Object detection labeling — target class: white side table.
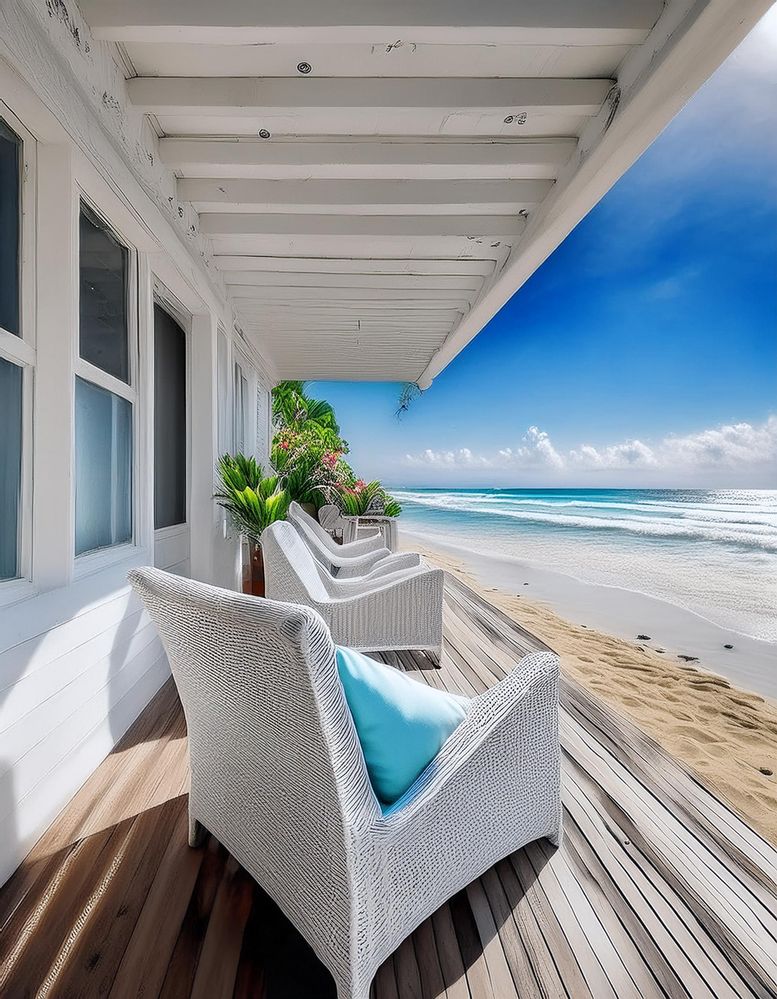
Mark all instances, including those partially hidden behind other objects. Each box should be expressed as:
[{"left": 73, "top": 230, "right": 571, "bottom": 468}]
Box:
[{"left": 342, "top": 515, "right": 398, "bottom": 552}]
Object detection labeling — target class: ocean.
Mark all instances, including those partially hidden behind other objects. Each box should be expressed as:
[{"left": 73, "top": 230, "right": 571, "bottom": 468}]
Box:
[{"left": 393, "top": 488, "right": 777, "bottom": 645}]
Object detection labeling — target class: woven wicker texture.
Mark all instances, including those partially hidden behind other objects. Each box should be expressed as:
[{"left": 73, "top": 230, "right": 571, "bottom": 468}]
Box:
[
  {"left": 289, "top": 501, "right": 384, "bottom": 557},
  {"left": 128, "top": 566, "right": 562, "bottom": 999},
  {"left": 263, "top": 521, "right": 442, "bottom": 652},
  {"left": 289, "top": 501, "right": 404, "bottom": 580}
]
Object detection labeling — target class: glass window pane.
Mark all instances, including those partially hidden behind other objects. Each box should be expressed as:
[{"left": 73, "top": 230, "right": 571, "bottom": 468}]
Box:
[
  {"left": 75, "top": 377, "right": 132, "bottom": 556},
  {"left": 0, "top": 356, "right": 22, "bottom": 579},
  {"left": 0, "top": 117, "right": 21, "bottom": 337},
  {"left": 79, "top": 203, "right": 129, "bottom": 382},
  {"left": 154, "top": 304, "right": 186, "bottom": 529}
]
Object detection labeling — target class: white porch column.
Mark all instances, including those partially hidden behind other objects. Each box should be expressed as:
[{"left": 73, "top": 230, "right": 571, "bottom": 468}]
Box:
[
  {"left": 189, "top": 311, "right": 217, "bottom": 584},
  {"left": 189, "top": 312, "right": 240, "bottom": 588},
  {"left": 32, "top": 144, "right": 77, "bottom": 590}
]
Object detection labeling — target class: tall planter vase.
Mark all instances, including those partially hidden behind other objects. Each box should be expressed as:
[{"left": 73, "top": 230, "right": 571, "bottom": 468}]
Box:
[{"left": 242, "top": 539, "right": 265, "bottom": 597}]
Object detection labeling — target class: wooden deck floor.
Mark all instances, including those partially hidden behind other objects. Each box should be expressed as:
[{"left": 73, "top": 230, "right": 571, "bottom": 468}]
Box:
[{"left": 1, "top": 576, "right": 775, "bottom": 998}]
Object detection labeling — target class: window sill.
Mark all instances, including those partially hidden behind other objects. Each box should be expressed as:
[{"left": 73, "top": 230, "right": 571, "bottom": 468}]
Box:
[
  {"left": 73, "top": 542, "right": 142, "bottom": 582},
  {"left": 154, "top": 522, "right": 189, "bottom": 541},
  {"left": 0, "top": 577, "right": 38, "bottom": 608}
]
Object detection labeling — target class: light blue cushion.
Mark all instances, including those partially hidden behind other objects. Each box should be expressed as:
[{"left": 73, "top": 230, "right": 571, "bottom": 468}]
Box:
[{"left": 335, "top": 645, "right": 468, "bottom": 808}]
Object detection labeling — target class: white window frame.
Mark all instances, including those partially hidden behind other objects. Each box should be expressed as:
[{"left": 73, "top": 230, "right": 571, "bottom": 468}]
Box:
[
  {"left": 232, "top": 350, "right": 250, "bottom": 455},
  {"left": 216, "top": 328, "right": 231, "bottom": 457},
  {"left": 0, "top": 102, "right": 36, "bottom": 606},
  {"left": 72, "top": 194, "right": 139, "bottom": 578}
]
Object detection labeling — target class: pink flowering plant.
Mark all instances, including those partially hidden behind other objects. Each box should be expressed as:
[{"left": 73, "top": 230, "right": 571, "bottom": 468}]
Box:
[
  {"left": 268, "top": 381, "right": 401, "bottom": 516},
  {"left": 337, "top": 480, "right": 402, "bottom": 518}
]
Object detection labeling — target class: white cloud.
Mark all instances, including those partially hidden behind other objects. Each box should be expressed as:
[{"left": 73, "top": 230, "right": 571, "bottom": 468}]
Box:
[
  {"left": 403, "top": 417, "right": 777, "bottom": 480},
  {"left": 404, "top": 447, "right": 491, "bottom": 468},
  {"left": 661, "top": 415, "right": 777, "bottom": 468},
  {"left": 497, "top": 426, "right": 564, "bottom": 469},
  {"left": 569, "top": 439, "right": 658, "bottom": 469}
]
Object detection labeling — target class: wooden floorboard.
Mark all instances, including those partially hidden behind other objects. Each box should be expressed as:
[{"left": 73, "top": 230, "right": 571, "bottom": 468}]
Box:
[{"left": 1, "top": 575, "right": 775, "bottom": 998}]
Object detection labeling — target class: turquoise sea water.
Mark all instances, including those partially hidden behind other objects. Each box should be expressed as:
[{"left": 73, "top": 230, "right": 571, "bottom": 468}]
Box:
[{"left": 393, "top": 488, "right": 777, "bottom": 643}]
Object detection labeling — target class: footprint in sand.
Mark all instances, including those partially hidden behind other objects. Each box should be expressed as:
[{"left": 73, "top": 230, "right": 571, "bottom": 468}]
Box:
[
  {"left": 731, "top": 695, "right": 764, "bottom": 707},
  {"left": 689, "top": 675, "right": 731, "bottom": 689},
  {"left": 720, "top": 710, "right": 760, "bottom": 730}
]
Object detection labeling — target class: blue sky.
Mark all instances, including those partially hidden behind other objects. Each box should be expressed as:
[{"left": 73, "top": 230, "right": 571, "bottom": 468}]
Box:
[{"left": 310, "top": 12, "right": 777, "bottom": 489}]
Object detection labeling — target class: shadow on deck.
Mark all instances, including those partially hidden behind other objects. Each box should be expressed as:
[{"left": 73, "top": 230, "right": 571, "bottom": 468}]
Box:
[{"left": 1, "top": 576, "right": 775, "bottom": 998}]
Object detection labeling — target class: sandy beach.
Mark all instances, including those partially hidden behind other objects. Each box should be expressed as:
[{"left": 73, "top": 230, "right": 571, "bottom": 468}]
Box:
[{"left": 406, "top": 535, "right": 777, "bottom": 845}]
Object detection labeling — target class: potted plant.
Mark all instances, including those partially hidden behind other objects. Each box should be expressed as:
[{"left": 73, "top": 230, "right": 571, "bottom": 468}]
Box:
[
  {"left": 215, "top": 453, "right": 289, "bottom": 596},
  {"left": 338, "top": 480, "right": 402, "bottom": 518}
]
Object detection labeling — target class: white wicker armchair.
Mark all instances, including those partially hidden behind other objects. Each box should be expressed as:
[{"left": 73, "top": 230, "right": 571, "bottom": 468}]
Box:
[
  {"left": 128, "top": 567, "right": 562, "bottom": 999},
  {"left": 289, "top": 501, "right": 420, "bottom": 579},
  {"left": 264, "top": 521, "right": 443, "bottom": 654},
  {"left": 290, "top": 501, "right": 383, "bottom": 554}
]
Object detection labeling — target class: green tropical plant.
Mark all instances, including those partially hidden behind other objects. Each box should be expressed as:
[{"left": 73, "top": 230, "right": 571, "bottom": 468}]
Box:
[
  {"left": 281, "top": 459, "right": 324, "bottom": 507},
  {"left": 216, "top": 452, "right": 264, "bottom": 492},
  {"left": 338, "top": 480, "right": 382, "bottom": 516},
  {"left": 269, "top": 380, "right": 401, "bottom": 521},
  {"left": 338, "top": 480, "right": 402, "bottom": 518},
  {"left": 383, "top": 496, "right": 402, "bottom": 518},
  {"left": 215, "top": 453, "right": 289, "bottom": 542},
  {"left": 272, "top": 380, "right": 340, "bottom": 436}
]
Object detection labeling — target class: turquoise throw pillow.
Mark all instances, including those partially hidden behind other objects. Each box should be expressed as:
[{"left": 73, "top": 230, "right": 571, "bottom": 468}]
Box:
[{"left": 335, "top": 645, "right": 468, "bottom": 808}]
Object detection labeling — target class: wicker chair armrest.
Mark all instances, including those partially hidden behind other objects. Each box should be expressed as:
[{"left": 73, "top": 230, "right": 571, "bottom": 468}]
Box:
[
  {"left": 328, "top": 554, "right": 422, "bottom": 591},
  {"left": 324, "top": 545, "right": 393, "bottom": 572},
  {"left": 378, "top": 653, "right": 560, "bottom": 824},
  {"left": 341, "top": 528, "right": 386, "bottom": 556},
  {"left": 370, "top": 552, "right": 421, "bottom": 574},
  {"left": 326, "top": 563, "right": 435, "bottom": 598}
]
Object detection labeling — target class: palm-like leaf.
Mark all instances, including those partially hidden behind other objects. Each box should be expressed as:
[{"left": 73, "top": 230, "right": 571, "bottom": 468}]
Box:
[
  {"left": 272, "top": 380, "right": 340, "bottom": 435},
  {"left": 215, "top": 454, "right": 289, "bottom": 541}
]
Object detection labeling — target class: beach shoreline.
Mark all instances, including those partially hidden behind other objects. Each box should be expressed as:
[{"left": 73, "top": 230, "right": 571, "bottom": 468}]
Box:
[
  {"left": 403, "top": 530, "right": 777, "bottom": 845},
  {"left": 404, "top": 528, "right": 777, "bottom": 700}
]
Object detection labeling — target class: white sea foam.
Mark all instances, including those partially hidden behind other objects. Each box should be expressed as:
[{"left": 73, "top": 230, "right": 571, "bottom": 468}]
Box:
[
  {"left": 395, "top": 488, "right": 777, "bottom": 643},
  {"left": 392, "top": 490, "right": 777, "bottom": 551}
]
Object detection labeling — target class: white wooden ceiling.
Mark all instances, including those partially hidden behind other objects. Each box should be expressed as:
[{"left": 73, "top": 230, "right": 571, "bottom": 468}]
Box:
[{"left": 79, "top": 0, "right": 772, "bottom": 386}]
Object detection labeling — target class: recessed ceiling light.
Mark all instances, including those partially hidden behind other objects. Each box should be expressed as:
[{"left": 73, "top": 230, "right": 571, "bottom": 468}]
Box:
[
  {"left": 297, "top": 61, "right": 312, "bottom": 75},
  {"left": 258, "top": 128, "right": 271, "bottom": 139}
]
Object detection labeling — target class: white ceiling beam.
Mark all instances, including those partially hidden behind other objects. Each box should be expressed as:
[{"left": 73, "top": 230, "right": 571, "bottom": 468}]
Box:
[
  {"left": 239, "top": 305, "right": 468, "bottom": 316},
  {"left": 81, "top": 0, "right": 662, "bottom": 45},
  {"left": 212, "top": 256, "right": 496, "bottom": 276},
  {"left": 179, "top": 178, "right": 553, "bottom": 214},
  {"left": 129, "top": 78, "right": 611, "bottom": 116},
  {"left": 251, "top": 323, "right": 454, "bottom": 332},
  {"left": 200, "top": 213, "right": 526, "bottom": 238},
  {"left": 160, "top": 139, "right": 576, "bottom": 180},
  {"left": 209, "top": 235, "right": 512, "bottom": 260},
  {"left": 254, "top": 335, "right": 452, "bottom": 344},
  {"left": 262, "top": 342, "right": 448, "bottom": 354},
  {"left": 227, "top": 285, "right": 472, "bottom": 302},
  {"left": 237, "top": 306, "right": 463, "bottom": 319},
  {"left": 221, "top": 272, "right": 482, "bottom": 290}
]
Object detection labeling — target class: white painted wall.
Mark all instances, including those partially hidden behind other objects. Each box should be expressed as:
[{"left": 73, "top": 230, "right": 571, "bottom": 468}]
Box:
[{"left": 0, "top": 6, "right": 275, "bottom": 887}]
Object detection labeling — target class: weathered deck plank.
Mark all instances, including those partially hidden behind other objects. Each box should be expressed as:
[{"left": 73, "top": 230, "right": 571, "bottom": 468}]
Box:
[{"left": 1, "top": 575, "right": 774, "bottom": 998}]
